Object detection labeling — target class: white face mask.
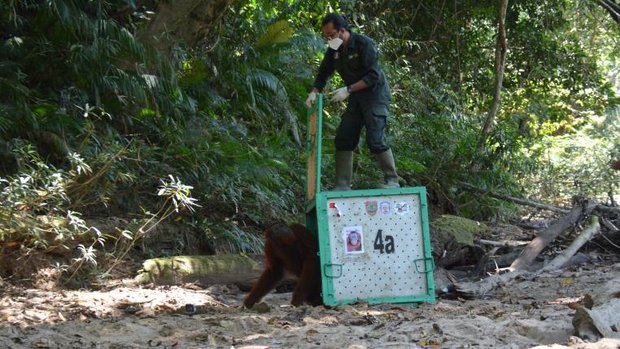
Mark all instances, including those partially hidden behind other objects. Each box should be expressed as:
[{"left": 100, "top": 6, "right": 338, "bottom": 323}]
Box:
[{"left": 328, "top": 37, "right": 343, "bottom": 50}]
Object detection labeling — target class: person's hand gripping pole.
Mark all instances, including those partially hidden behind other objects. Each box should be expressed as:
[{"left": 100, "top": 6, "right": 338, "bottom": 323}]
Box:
[{"left": 305, "top": 91, "right": 317, "bottom": 108}]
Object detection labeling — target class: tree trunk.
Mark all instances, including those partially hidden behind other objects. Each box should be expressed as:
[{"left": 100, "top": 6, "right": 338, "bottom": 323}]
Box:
[
  {"left": 140, "top": 0, "right": 234, "bottom": 53},
  {"left": 475, "top": 0, "right": 509, "bottom": 157}
]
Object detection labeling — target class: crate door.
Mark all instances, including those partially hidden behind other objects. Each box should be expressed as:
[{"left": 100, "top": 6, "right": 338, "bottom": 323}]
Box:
[{"left": 318, "top": 190, "right": 435, "bottom": 305}]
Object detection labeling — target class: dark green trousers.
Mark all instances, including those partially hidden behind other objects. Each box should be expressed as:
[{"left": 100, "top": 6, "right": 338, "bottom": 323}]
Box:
[{"left": 335, "top": 98, "right": 390, "bottom": 154}]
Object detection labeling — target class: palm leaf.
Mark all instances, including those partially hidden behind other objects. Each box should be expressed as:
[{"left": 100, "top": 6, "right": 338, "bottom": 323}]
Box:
[{"left": 255, "top": 20, "right": 294, "bottom": 49}]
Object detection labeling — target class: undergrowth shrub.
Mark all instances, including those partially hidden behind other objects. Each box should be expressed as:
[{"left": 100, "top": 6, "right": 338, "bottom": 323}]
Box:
[
  {"left": 0, "top": 145, "right": 198, "bottom": 287},
  {"left": 0, "top": 144, "right": 102, "bottom": 283}
]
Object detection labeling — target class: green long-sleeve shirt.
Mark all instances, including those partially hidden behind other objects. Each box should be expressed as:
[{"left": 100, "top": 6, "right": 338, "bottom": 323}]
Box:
[{"left": 312, "top": 32, "right": 391, "bottom": 105}]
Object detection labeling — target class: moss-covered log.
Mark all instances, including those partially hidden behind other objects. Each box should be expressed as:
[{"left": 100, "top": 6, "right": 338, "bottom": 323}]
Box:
[
  {"left": 430, "top": 214, "right": 490, "bottom": 267},
  {"left": 135, "top": 254, "right": 266, "bottom": 288}
]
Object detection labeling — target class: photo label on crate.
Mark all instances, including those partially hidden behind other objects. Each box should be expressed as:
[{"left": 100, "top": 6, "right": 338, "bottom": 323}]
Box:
[{"left": 342, "top": 225, "right": 364, "bottom": 254}]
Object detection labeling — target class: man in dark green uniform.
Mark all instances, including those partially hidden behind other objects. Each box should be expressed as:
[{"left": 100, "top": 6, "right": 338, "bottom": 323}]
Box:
[{"left": 306, "top": 13, "right": 399, "bottom": 190}]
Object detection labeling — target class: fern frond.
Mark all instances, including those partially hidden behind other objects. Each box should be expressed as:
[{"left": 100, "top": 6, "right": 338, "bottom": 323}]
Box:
[
  {"left": 247, "top": 69, "right": 287, "bottom": 99},
  {"left": 0, "top": 108, "right": 12, "bottom": 134}
]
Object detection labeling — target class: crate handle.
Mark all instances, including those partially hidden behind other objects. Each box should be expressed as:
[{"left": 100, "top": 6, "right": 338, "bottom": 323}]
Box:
[
  {"left": 413, "top": 257, "right": 435, "bottom": 273},
  {"left": 323, "top": 263, "right": 343, "bottom": 278}
]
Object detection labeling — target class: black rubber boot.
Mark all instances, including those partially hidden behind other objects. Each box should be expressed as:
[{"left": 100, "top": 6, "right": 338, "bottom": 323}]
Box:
[
  {"left": 334, "top": 151, "right": 353, "bottom": 190},
  {"left": 374, "top": 149, "right": 400, "bottom": 188}
]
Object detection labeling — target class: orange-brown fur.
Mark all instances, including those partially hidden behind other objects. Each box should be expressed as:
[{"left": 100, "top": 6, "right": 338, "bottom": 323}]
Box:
[{"left": 243, "top": 223, "right": 322, "bottom": 308}]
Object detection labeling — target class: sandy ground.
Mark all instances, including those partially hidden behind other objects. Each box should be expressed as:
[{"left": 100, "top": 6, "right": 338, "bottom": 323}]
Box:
[{"left": 1, "top": 260, "right": 619, "bottom": 349}]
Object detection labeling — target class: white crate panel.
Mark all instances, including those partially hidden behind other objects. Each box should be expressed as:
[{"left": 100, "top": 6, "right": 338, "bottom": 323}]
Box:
[{"left": 325, "top": 194, "right": 429, "bottom": 301}]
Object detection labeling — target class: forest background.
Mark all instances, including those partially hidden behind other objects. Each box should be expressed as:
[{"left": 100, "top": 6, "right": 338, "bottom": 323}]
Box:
[{"left": 0, "top": 0, "right": 619, "bottom": 286}]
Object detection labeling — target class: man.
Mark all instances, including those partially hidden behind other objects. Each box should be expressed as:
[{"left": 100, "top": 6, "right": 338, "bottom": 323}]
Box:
[{"left": 306, "top": 13, "right": 399, "bottom": 190}]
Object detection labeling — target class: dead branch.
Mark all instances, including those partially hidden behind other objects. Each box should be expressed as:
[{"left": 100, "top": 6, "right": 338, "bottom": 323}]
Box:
[
  {"left": 594, "top": 204, "right": 620, "bottom": 215},
  {"left": 510, "top": 202, "right": 596, "bottom": 271},
  {"left": 473, "top": 239, "right": 526, "bottom": 276},
  {"left": 456, "top": 202, "right": 597, "bottom": 298},
  {"left": 474, "top": 250, "right": 522, "bottom": 277},
  {"left": 454, "top": 270, "right": 525, "bottom": 299},
  {"left": 511, "top": 204, "right": 590, "bottom": 269},
  {"left": 477, "top": 239, "right": 528, "bottom": 247},
  {"left": 473, "top": 246, "right": 500, "bottom": 276},
  {"left": 541, "top": 216, "right": 600, "bottom": 272},
  {"left": 600, "top": 217, "right": 618, "bottom": 233},
  {"left": 597, "top": 0, "right": 620, "bottom": 25},
  {"left": 458, "top": 182, "right": 570, "bottom": 214},
  {"left": 596, "top": 230, "right": 620, "bottom": 250}
]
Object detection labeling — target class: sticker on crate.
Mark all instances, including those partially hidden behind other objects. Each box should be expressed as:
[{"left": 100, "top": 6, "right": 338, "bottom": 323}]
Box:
[{"left": 379, "top": 201, "right": 391, "bottom": 216}]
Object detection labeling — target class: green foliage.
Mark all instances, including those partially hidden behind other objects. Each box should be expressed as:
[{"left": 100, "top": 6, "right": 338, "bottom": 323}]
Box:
[
  {"left": 0, "top": 0, "right": 189, "bottom": 161},
  {"left": 0, "top": 145, "right": 103, "bottom": 281},
  {"left": 1, "top": 0, "right": 619, "bottom": 272},
  {"left": 328, "top": 0, "right": 618, "bottom": 219},
  {"left": 200, "top": 220, "right": 265, "bottom": 254},
  {"left": 255, "top": 20, "right": 295, "bottom": 48},
  {"left": 104, "top": 174, "right": 200, "bottom": 276},
  {"left": 521, "top": 107, "right": 620, "bottom": 204},
  {"left": 0, "top": 144, "right": 198, "bottom": 286},
  {"left": 165, "top": 4, "right": 326, "bottom": 251}
]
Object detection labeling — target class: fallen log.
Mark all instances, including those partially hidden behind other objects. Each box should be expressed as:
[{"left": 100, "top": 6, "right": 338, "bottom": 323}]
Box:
[
  {"left": 134, "top": 254, "right": 303, "bottom": 291},
  {"left": 458, "top": 182, "right": 570, "bottom": 214},
  {"left": 472, "top": 246, "right": 499, "bottom": 277},
  {"left": 437, "top": 247, "right": 472, "bottom": 268},
  {"left": 510, "top": 202, "right": 596, "bottom": 271},
  {"left": 455, "top": 202, "right": 596, "bottom": 297},
  {"left": 431, "top": 215, "right": 489, "bottom": 268},
  {"left": 135, "top": 254, "right": 266, "bottom": 289},
  {"left": 541, "top": 216, "right": 600, "bottom": 272}
]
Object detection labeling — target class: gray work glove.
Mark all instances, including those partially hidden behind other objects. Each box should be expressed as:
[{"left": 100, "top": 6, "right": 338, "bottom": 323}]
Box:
[
  {"left": 305, "top": 92, "right": 317, "bottom": 108},
  {"left": 330, "top": 86, "right": 350, "bottom": 102}
]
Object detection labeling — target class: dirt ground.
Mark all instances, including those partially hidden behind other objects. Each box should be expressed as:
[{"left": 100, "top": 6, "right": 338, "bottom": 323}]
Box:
[{"left": 1, "top": 258, "right": 619, "bottom": 349}]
